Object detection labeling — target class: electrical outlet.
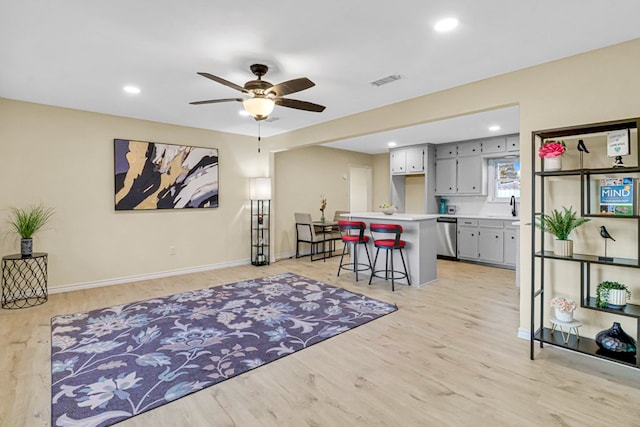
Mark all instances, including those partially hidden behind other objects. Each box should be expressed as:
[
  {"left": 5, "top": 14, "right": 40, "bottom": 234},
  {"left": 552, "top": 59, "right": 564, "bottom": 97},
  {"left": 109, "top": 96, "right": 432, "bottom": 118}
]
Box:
[{"left": 169, "top": 246, "right": 176, "bottom": 255}]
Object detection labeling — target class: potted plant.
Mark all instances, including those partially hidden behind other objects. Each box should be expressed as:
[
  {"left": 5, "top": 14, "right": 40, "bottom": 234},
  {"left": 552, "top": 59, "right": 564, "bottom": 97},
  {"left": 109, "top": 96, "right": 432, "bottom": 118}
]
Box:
[
  {"left": 6, "top": 204, "right": 54, "bottom": 256},
  {"left": 533, "top": 206, "right": 590, "bottom": 257},
  {"left": 596, "top": 281, "right": 631, "bottom": 309},
  {"left": 539, "top": 140, "right": 566, "bottom": 171},
  {"left": 550, "top": 297, "right": 577, "bottom": 322}
]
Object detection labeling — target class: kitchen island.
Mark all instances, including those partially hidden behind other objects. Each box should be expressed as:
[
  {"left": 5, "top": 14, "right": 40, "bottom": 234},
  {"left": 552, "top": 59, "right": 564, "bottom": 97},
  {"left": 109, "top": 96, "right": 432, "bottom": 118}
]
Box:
[{"left": 346, "top": 213, "right": 439, "bottom": 288}]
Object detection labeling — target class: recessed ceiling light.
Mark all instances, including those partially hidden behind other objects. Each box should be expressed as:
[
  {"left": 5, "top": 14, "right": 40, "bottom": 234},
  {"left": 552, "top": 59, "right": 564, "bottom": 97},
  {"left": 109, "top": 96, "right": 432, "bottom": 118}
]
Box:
[
  {"left": 388, "top": 142, "right": 397, "bottom": 147},
  {"left": 123, "top": 85, "right": 141, "bottom": 94},
  {"left": 489, "top": 125, "right": 501, "bottom": 131},
  {"left": 434, "top": 18, "right": 459, "bottom": 32}
]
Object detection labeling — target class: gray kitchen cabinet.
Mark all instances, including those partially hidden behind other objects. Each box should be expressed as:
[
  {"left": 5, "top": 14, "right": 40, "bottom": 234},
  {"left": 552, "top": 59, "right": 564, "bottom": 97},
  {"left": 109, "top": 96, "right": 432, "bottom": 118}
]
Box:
[
  {"left": 390, "top": 149, "right": 407, "bottom": 174},
  {"left": 405, "top": 147, "right": 425, "bottom": 173},
  {"left": 435, "top": 143, "right": 456, "bottom": 159},
  {"left": 457, "top": 227, "right": 479, "bottom": 260},
  {"left": 457, "top": 140, "right": 482, "bottom": 157},
  {"left": 479, "top": 229, "right": 504, "bottom": 263},
  {"left": 456, "top": 156, "right": 484, "bottom": 194},
  {"left": 504, "top": 227, "right": 518, "bottom": 266},
  {"left": 481, "top": 136, "right": 506, "bottom": 154},
  {"left": 391, "top": 146, "right": 424, "bottom": 175},
  {"left": 506, "top": 134, "right": 520, "bottom": 152},
  {"left": 434, "top": 158, "right": 456, "bottom": 194}
]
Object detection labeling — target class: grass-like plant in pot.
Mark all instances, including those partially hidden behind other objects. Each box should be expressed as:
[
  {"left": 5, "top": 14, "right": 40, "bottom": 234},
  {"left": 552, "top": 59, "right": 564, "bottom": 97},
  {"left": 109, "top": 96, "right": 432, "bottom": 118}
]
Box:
[
  {"left": 533, "top": 206, "right": 590, "bottom": 257},
  {"left": 6, "top": 204, "right": 54, "bottom": 256},
  {"left": 596, "top": 281, "right": 631, "bottom": 309}
]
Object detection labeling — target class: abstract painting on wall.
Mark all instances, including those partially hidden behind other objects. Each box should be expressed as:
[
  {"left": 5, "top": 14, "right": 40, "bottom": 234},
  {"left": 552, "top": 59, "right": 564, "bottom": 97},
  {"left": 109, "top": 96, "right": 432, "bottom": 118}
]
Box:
[{"left": 114, "top": 139, "right": 219, "bottom": 210}]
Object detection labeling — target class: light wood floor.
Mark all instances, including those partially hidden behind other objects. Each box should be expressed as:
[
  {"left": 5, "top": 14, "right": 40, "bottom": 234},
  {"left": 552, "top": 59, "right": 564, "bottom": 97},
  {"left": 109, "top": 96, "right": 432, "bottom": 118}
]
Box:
[{"left": 2, "top": 257, "right": 640, "bottom": 426}]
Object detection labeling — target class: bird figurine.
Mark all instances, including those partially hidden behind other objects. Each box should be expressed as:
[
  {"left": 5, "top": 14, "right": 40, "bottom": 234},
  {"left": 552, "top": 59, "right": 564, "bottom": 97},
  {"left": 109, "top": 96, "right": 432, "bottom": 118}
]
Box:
[
  {"left": 599, "top": 225, "right": 615, "bottom": 261},
  {"left": 600, "top": 225, "right": 615, "bottom": 241},
  {"left": 577, "top": 139, "right": 589, "bottom": 153},
  {"left": 577, "top": 139, "right": 589, "bottom": 168}
]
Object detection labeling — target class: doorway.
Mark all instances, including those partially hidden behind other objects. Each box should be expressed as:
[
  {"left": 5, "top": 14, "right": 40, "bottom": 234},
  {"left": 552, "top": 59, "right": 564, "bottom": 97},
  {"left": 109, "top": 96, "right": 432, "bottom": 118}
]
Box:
[{"left": 349, "top": 165, "right": 372, "bottom": 212}]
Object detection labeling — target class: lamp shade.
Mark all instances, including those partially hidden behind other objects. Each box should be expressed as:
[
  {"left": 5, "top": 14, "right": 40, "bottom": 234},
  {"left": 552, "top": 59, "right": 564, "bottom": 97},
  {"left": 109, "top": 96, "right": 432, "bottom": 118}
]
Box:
[
  {"left": 250, "top": 177, "right": 272, "bottom": 200},
  {"left": 243, "top": 97, "right": 275, "bottom": 120}
]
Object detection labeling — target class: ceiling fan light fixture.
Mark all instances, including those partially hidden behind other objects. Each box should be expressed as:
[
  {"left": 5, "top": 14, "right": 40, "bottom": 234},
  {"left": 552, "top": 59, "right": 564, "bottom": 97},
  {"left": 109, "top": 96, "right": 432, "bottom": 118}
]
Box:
[{"left": 243, "top": 97, "right": 275, "bottom": 120}]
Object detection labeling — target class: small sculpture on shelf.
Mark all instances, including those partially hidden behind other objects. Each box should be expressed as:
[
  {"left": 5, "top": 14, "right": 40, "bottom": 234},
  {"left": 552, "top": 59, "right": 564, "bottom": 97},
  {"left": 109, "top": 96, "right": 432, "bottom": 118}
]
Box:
[
  {"left": 576, "top": 139, "right": 589, "bottom": 169},
  {"left": 612, "top": 156, "right": 625, "bottom": 168},
  {"left": 319, "top": 194, "right": 327, "bottom": 222},
  {"left": 595, "top": 322, "right": 636, "bottom": 356},
  {"left": 598, "top": 225, "right": 616, "bottom": 261}
]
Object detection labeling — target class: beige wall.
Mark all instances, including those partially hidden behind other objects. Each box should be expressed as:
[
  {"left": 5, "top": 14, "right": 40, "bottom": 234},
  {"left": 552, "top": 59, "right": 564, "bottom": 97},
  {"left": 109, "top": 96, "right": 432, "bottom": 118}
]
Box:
[
  {"left": 273, "top": 146, "right": 374, "bottom": 257},
  {"left": 0, "top": 99, "right": 268, "bottom": 289},
  {"left": 3, "top": 37, "right": 640, "bottom": 334}
]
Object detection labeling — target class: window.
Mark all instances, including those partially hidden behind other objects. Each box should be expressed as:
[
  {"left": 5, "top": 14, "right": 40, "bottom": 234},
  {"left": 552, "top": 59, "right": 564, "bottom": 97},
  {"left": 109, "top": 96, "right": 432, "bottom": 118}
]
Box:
[{"left": 489, "top": 158, "right": 520, "bottom": 201}]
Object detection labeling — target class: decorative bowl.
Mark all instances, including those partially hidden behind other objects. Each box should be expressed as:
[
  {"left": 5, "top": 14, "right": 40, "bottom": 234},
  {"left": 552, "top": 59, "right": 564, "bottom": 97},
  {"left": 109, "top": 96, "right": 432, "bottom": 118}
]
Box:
[{"left": 381, "top": 207, "right": 396, "bottom": 215}]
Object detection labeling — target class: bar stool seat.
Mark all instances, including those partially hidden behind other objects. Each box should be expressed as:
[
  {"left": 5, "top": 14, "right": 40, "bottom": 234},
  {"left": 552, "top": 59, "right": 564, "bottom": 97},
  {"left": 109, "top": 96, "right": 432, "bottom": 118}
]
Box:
[
  {"left": 368, "top": 223, "right": 410, "bottom": 291},
  {"left": 337, "top": 220, "right": 372, "bottom": 281}
]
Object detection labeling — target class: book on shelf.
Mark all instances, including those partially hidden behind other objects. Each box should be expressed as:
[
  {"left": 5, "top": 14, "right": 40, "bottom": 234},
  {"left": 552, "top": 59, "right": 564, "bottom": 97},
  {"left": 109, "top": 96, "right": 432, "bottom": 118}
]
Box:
[{"left": 599, "top": 177, "right": 636, "bottom": 216}]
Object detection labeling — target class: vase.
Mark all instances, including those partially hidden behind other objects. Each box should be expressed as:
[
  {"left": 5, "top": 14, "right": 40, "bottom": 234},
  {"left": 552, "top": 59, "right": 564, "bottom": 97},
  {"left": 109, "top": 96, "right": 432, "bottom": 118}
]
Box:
[
  {"left": 544, "top": 156, "right": 562, "bottom": 171},
  {"left": 553, "top": 239, "right": 573, "bottom": 257},
  {"left": 606, "top": 289, "right": 628, "bottom": 309},
  {"left": 21, "top": 238, "right": 33, "bottom": 257},
  {"left": 554, "top": 307, "right": 573, "bottom": 322},
  {"left": 595, "top": 322, "right": 637, "bottom": 355}
]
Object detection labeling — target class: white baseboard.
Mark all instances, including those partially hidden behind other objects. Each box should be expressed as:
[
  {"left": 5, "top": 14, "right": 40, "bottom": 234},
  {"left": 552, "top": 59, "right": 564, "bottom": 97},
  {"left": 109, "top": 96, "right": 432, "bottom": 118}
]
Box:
[
  {"left": 49, "top": 259, "right": 250, "bottom": 295},
  {"left": 517, "top": 327, "right": 530, "bottom": 340}
]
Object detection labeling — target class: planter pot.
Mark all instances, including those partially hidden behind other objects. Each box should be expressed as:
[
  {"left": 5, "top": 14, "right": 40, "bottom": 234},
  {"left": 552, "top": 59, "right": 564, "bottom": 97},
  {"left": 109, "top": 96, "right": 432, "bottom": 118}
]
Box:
[
  {"left": 554, "top": 307, "right": 573, "bottom": 322},
  {"left": 606, "top": 289, "right": 628, "bottom": 309},
  {"left": 21, "top": 238, "right": 33, "bottom": 257},
  {"left": 553, "top": 239, "right": 573, "bottom": 257},
  {"left": 544, "top": 156, "right": 562, "bottom": 171}
]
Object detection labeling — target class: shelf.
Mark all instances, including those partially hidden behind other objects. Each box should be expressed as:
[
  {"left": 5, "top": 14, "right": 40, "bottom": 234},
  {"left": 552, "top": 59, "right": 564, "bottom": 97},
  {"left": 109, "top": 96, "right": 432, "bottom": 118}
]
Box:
[
  {"left": 535, "top": 166, "right": 640, "bottom": 177},
  {"left": 534, "top": 327, "right": 637, "bottom": 367},
  {"left": 582, "top": 297, "right": 640, "bottom": 318},
  {"left": 584, "top": 214, "right": 640, "bottom": 219},
  {"left": 534, "top": 250, "right": 639, "bottom": 268}
]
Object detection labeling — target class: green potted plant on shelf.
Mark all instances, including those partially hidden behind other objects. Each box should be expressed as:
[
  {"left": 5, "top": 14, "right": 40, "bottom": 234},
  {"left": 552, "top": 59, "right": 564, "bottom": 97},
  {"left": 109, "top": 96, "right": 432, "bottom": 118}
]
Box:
[
  {"left": 596, "top": 281, "right": 631, "bottom": 309},
  {"left": 533, "top": 206, "right": 590, "bottom": 257},
  {"left": 5, "top": 204, "right": 54, "bottom": 257}
]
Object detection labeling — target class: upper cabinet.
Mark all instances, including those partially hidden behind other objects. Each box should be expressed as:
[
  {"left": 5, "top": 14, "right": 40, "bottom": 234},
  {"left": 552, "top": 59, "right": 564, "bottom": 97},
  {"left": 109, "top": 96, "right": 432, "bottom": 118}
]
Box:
[
  {"left": 506, "top": 135, "right": 520, "bottom": 152},
  {"left": 391, "top": 146, "right": 424, "bottom": 175},
  {"left": 481, "top": 137, "right": 506, "bottom": 155}
]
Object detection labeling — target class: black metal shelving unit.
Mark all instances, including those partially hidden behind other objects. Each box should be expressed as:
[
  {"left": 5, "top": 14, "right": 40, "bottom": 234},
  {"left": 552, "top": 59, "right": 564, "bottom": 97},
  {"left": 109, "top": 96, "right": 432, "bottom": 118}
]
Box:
[
  {"left": 251, "top": 200, "right": 270, "bottom": 266},
  {"left": 531, "top": 117, "right": 640, "bottom": 368}
]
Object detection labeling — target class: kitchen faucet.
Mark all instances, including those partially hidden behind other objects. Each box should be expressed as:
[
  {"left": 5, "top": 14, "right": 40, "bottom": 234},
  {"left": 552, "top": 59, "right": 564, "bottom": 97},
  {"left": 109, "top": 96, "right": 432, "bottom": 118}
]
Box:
[{"left": 510, "top": 195, "right": 517, "bottom": 217}]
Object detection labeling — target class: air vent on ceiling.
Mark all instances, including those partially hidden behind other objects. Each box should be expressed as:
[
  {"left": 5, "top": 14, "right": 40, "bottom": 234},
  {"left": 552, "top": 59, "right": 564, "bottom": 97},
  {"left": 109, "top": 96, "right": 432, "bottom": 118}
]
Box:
[{"left": 370, "top": 74, "right": 402, "bottom": 87}]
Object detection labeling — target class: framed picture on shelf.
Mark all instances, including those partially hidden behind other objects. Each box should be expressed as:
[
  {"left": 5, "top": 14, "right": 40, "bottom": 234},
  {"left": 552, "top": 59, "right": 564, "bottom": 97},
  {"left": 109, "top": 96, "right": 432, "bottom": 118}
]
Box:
[{"left": 607, "top": 129, "right": 631, "bottom": 157}]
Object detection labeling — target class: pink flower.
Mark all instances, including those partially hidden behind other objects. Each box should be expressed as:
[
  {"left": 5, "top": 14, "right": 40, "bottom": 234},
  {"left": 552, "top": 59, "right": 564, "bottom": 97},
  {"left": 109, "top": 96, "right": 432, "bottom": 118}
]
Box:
[
  {"left": 538, "top": 141, "right": 566, "bottom": 158},
  {"left": 550, "top": 297, "right": 576, "bottom": 313}
]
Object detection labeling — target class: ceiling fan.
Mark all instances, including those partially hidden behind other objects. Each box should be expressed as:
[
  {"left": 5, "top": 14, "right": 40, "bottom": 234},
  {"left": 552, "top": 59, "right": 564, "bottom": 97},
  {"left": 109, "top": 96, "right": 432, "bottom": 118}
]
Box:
[{"left": 190, "top": 64, "right": 326, "bottom": 121}]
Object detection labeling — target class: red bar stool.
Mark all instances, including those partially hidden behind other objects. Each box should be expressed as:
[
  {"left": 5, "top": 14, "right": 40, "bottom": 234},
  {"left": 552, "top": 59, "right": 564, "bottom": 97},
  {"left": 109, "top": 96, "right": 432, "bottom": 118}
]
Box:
[
  {"left": 337, "top": 221, "right": 372, "bottom": 281},
  {"left": 368, "top": 223, "right": 410, "bottom": 291}
]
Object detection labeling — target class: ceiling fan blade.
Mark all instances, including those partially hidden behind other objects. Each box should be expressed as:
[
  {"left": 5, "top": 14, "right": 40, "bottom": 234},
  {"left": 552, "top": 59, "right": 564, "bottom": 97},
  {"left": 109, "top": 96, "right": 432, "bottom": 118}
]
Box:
[
  {"left": 269, "top": 78, "right": 315, "bottom": 97},
  {"left": 189, "top": 98, "right": 243, "bottom": 105},
  {"left": 275, "top": 98, "right": 326, "bottom": 112},
  {"left": 197, "top": 72, "right": 248, "bottom": 93}
]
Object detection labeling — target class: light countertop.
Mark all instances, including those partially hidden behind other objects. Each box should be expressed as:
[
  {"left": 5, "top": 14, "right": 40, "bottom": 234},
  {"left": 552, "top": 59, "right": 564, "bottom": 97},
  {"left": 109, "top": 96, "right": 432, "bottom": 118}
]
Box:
[{"left": 346, "top": 212, "right": 439, "bottom": 221}]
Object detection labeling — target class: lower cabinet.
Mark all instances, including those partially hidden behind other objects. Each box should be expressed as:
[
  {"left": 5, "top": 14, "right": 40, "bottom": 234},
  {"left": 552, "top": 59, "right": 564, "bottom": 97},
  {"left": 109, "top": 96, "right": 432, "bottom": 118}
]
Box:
[
  {"left": 458, "top": 218, "right": 516, "bottom": 268},
  {"left": 503, "top": 227, "right": 518, "bottom": 266},
  {"left": 457, "top": 226, "right": 479, "bottom": 260}
]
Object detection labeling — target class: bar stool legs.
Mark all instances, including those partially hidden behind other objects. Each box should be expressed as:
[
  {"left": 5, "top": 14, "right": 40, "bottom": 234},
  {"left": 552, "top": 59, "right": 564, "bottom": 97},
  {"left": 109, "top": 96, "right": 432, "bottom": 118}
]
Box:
[
  {"left": 368, "top": 223, "right": 411, "bottom": 291},
  {"left": 336, "top": 221, "right": 372, "bottom": 281},
  {"left": 337, "top": 239, "right": 372, "bottom": 281}
]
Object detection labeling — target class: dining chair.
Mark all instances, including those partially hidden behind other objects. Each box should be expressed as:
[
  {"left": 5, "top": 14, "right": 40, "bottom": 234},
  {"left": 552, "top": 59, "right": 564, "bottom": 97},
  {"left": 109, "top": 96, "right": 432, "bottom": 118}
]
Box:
[{"left": 294, "top": 212, "right": 341, "bottom": 261}]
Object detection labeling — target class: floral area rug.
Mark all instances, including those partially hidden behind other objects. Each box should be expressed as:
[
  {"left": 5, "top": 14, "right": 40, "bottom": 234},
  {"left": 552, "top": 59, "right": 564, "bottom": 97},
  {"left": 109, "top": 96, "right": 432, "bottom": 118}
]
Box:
[{"left": 51, "top": 272, "right": 397, "bottom": 426}]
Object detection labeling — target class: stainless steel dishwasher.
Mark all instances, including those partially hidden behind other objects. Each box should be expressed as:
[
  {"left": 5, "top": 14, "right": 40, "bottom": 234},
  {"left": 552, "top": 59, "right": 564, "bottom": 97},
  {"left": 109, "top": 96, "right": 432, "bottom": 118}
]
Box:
[{"left": 437, "top": 217, "right": 457, "bottom": 260}]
